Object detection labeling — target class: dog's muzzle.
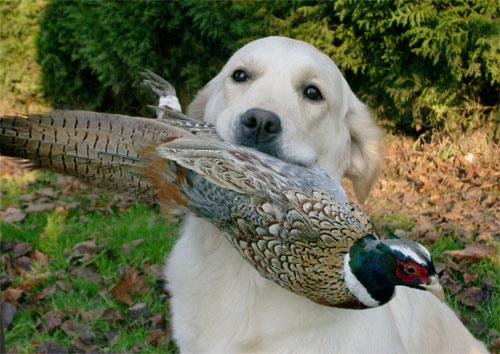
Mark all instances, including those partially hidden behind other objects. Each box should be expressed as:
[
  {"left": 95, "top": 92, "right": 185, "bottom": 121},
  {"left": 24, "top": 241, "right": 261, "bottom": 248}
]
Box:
[{"left": 235, "top": 108, "right": 282, "bottom": 157}]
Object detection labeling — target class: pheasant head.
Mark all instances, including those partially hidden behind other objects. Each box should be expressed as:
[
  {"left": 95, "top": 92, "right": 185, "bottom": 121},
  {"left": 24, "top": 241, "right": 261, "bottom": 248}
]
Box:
[{"left": 344, "top": 234, "right": 444, "bottom": 308}]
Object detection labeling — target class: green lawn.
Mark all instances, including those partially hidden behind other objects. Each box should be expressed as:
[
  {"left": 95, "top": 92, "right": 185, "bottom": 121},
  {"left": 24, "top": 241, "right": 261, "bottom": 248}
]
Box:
[
  {"left": 1, "top": 170, "right": 498, "bottom": 352},
  {"left": 1, "top": 171, "right": 179, "bottom": 353}
]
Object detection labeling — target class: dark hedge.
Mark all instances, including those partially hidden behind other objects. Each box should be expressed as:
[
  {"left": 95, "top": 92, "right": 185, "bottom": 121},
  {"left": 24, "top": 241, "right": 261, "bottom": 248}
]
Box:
[{"left": 34, "top": 1, "right": 499, "bottom": 133}]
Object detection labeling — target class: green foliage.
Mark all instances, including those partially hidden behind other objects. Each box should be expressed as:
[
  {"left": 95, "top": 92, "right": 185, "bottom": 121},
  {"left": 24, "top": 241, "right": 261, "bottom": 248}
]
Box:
[
  {"left": 27, "top": 1, "right": 500, "bottom": 131},
  {"left": 329, "top": 0, "right": 500, "bottom": 133},
  {"left": 0, "top": 0, "right": 48, "bottom": 114}
]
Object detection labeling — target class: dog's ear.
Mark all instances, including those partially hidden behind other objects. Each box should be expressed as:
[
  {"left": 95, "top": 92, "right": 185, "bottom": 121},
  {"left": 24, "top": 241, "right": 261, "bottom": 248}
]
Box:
[
  {"left": 345, "top": 103, "right": 384, "bottom": 204},
  {"left": 187, "top": 79, "right": 219, "bottom": 119}
]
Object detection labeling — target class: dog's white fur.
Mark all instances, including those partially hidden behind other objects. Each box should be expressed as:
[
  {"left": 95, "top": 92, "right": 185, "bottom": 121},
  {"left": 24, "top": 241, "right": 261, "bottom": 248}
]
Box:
[{"left": 165, "top": 37, "right": 486, "bottom": 353}]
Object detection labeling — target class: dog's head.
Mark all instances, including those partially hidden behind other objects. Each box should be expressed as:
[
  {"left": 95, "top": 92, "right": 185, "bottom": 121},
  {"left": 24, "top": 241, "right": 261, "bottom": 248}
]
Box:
[{"left": 188, "top": 36, "right": 383, "bottom": 203}]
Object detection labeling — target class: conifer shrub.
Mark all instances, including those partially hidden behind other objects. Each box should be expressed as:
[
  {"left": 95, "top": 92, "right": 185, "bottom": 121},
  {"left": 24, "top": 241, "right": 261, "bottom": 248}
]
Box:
[
  {"left": 0, "top": 0, "right": 48, "bottom": 114},
  {"left": 35, "top": 1, "right": 499, "bottom": 133}
]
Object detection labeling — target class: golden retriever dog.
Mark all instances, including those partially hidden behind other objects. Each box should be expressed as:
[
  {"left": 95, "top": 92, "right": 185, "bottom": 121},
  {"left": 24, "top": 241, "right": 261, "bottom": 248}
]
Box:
[{"left": 163, "top": 36, "right": 486, "bottom": 353}]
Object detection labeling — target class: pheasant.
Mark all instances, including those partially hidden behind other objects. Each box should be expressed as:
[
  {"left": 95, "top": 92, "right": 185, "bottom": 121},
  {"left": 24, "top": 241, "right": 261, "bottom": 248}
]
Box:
[{"left": 0, "top": 84, "right": 444, "bottom": 310}]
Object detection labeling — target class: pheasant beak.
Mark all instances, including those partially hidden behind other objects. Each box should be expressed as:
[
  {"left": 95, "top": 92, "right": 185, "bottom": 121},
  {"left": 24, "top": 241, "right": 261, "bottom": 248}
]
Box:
[{"left": 420, "top": 275, "right": 445, "bottom": 302}]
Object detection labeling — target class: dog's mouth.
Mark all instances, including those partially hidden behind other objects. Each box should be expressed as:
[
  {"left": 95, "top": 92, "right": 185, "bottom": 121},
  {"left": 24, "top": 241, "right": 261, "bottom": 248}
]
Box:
[
  {"left": 231, "top": 133, "right": 316, "bottom": 168},
  {"left": 229, "top": 108, "right": 317, "bottom": 167}
]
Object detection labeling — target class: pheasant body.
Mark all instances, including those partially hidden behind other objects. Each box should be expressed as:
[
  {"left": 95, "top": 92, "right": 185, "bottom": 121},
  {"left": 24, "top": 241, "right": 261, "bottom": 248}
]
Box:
[{"left": 0, "top": 75, "right": 444, "bottom": 309}]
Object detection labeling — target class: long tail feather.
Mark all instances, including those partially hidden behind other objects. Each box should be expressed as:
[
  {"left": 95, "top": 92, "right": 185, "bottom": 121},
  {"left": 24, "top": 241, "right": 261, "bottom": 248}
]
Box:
[{"left": 0, "top": 110, "right": 192, "bottom": 203}]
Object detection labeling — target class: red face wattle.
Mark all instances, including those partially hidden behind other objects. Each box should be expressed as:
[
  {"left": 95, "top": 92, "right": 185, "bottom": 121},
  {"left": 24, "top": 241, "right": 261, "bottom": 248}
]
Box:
[{"left": 395, "top": 258, "right": 428, "bottom": 284}]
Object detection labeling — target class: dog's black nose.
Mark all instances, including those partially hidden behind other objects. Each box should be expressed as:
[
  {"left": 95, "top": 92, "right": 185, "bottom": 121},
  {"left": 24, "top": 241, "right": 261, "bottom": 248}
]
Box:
[{"left": 239, "top": 108, "right": 282, "bottom": 143}]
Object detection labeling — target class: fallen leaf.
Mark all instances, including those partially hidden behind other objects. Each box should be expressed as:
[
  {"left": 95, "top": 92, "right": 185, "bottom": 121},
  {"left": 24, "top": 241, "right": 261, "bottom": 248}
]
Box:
[
  {"left": 145, "top": 264, "right": 163, "bottom": 279},
  {"left": 31, "top": 283, "right": 56, "bottom": 300},
  {"left": 423, "top": 230, "right": 439, "bottom": 243},
  {"left": 25, "top": 203, "right": 56, "bottom": 213},
  {"left": 2, "top": 302, "right": 16, "bottom": 326},
  {"left": 463, "top": 271, "right": 478, "bottom": 285},
  {"left": 22, "top": 272, "right": 50, "bottom": 291},
  {"left": 146, "top": 313, "right": 165, "bottom": 330},
  {"left": 67, "top": 240, "right": 100, "bottom": 264},
  {"left": 445, "top": 244, "right": 497, "bottom": 263},
  {"left": 488, "top": 329, "right": 499, "bottom": 338},
  {"left": 128, "top": 302, "right": 150, "bottom": 320},
  {"left": 456, "top": 287, "right": 486, "bottom": 307},
  {"left": 30, "top": 249, "right": 48, "bottom": 265},
  {"left": 1, "top": 207, "right": 26, "bottom": 223},
  {"left": 393, "top": 229, "right": 408, "bottom": 238},
  {"left": 33, "top": 341, "right": 68, "bottom": 354},
  {"left": 36, "top": 188, "right": 57, "bottom": 198},
  {"left": 76, "top": 308, "right": 101, "bottom": 322},
  {"left": 109, "top": 283, "right": 132, "bottom": 306},
  {"left": 42, "top": 310, "right": 67, "bottom": 332},
  {"left": 491, "top": 337, "right": 500, "bottom": 352},
  {"left": 471, "top": 321, "right": 488, "bottom": 337},
  {"left": 109, "top": 268, "right": 150, "bottom": 305},
  {"left": 101, "top": 308, "right": 124, "bottom": 323},
  {"left": 2, "top": 287, "right": 23, "bottom": 303},
  {"left": 440, "top": 274, "right": 463, "bottom": 295},
  {"left": 61, "top": 319, "right": 85, "bottom": 336},
  {"left": 434, "top": 262, "right": 446, "bottom": 275},
  {"left": 13, "top": 256, "right": 31, "bottom": 275},
  {"left": 444, "top": 256, "right": 463, "bottom": 272},
  {"left": 71, "top": 333, "right": 96, "bottom": 353},
  {"left": 13, "top": 242, "right": 33, "bottom": 257},
  {"left": 146, "top": 328, "right": 168, "bottom": 347}
]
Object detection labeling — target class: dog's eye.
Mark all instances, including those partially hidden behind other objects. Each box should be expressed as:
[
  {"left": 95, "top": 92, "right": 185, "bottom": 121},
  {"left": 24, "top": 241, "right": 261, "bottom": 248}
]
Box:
[
  {"left": 304, "top": 86, "right": 323, "bottom": 101},
  {"left": 232, "top": 70, "right": 249, "bottom": 83}
]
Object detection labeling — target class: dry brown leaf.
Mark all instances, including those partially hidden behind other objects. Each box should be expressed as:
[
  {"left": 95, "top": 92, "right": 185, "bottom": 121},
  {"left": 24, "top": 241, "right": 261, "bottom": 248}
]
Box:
[
  {"left": 128, "top": 302, "right": 150, "bottom": 321},
  {"left": 71, "top": 333, "right": 96, "bottom": 353},
  {"left": 109, "top": 268, "right": 150, "bottom": 305},
  {"left": 109, "top": 282, "right": 132, "bottom": 306},
  {"left": 22, "top": 272, "right": 50, "bottom": 291},
  {"left": 61, "top": 319, "right": 85, "bottom": 337},
  {"left": 491, "top": 337, "right": 500, "bottom": 352},
  {"left": 146, "top": 313, "right": 166, "bottom": 330},
  {"left": 13, "top": 242, "right": 33, "bottom": 257},
  {"left": 2, "top": 287, "right": 23, "bottom": 304},
  {"left": 463, "top": 271, "right": 478, "bottom": 285},
  {"left": 36, "top": 188, "right": 57, "bottom": 198},
  {"left": 76, "top": 308, "right": 101, "bottom": 322},
  {"left": 67, "top": 240, "right": 100, "bottom": 264},
  {"left": 146, "top": 328, "right": 169, "bottom": 347},
  {"left": 1, "top": 207, "right": 26, "bottom": 223},
  {"left": 144, "top": 264, "right": 163, "bottom": 279},
  {"left": 101, "top": 308, "right": 124, "bottom": 323},
  {"left": 31, "top": 283, "right": 56, "bottom": 300},
  {"left": 456, "top": 287, "right": 486, "bottom": 307},
  {"left": 25, "top": 203, "right": 56, "bottom": 213},
  {"left": 42, "top": 310, "right": 67, "bottom": 332},
  {"left": 31, "top": 250, "right": 48, "bottom": 265},
  {"left": 33, "top": 341, "right": 68, "bottom": 354},
  {"left": 13, "top": 256, "right": 31, "bottom": 275},
  {"left": 445, "top": 244, "right": 497, "bottom": 263}
]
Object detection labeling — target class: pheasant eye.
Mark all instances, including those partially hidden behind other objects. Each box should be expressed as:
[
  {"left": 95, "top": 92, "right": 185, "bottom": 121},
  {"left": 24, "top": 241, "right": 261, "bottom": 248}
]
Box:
[
  {"left": 232, "top": 69, "right": 249, "bottom": 83},
  {"left": 404, "top": 264, "right": 417, "bottom": 275},
  {"left": 304, "top": 85, "right": 323, "bottom": 101}
]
